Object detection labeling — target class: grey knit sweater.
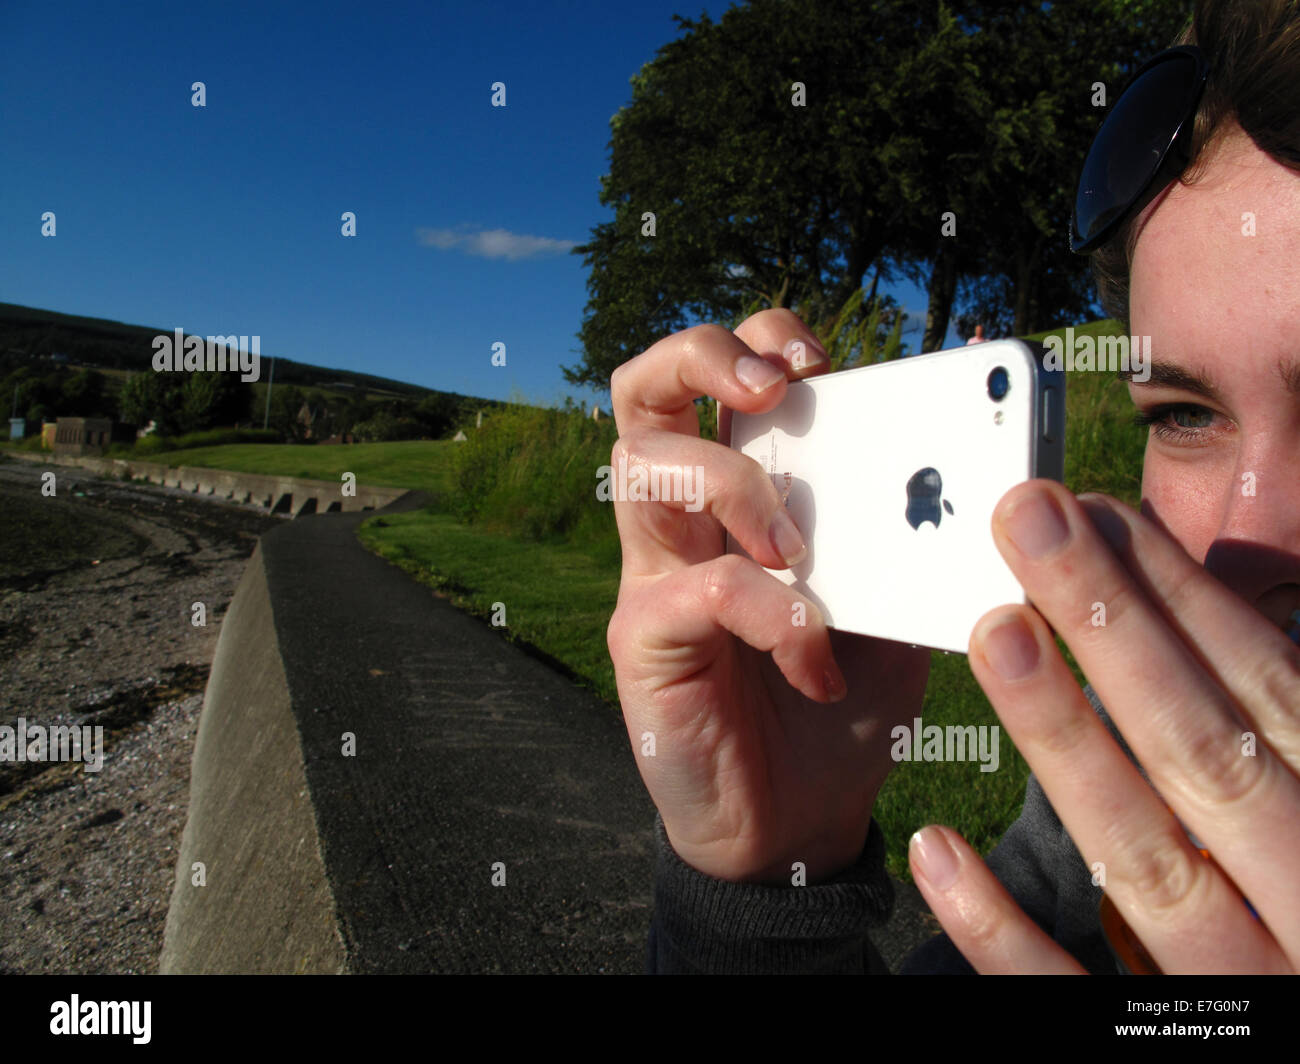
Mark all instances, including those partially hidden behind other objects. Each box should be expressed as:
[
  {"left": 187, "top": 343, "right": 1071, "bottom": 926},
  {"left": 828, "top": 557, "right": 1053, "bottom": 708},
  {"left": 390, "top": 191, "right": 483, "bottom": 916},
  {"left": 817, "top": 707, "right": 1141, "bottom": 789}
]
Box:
[{"left": 647, "top": 684, "right": 1130, "bottom": 973}]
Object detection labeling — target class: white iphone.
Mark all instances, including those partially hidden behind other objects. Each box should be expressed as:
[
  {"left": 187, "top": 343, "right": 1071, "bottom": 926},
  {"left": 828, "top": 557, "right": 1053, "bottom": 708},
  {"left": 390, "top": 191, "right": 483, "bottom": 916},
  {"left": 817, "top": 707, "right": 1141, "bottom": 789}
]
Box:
[{"left": 723, "top": 338, "right": 1065, "bottom": 653}]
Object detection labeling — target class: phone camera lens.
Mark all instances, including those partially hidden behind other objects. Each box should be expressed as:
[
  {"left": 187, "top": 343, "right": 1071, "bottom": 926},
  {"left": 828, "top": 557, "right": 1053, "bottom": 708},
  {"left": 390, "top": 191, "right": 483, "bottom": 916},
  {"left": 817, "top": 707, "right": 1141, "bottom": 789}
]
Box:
[{"left": 987, "top": 367, "right": 1010, "bottom": 402}]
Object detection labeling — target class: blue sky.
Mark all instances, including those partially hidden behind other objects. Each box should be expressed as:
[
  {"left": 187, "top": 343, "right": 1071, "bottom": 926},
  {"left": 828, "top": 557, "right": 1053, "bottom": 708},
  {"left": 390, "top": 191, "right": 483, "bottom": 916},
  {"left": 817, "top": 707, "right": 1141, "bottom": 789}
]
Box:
[{"left": 0, "top": 0, "right": 950, "bottom": 412}]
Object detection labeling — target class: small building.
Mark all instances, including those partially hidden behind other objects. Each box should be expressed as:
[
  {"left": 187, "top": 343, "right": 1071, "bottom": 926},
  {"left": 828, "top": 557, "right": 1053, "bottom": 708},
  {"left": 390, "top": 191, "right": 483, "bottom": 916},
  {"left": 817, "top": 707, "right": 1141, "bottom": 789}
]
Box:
[
  {"left": 53, "top": 417, "right": 113, "bottom": 456},
  {"left": 8, "top": 418, "right": 24, "bottom": 441},
  {"left": 41, "top": 422, "right": 57, "bottom": 449}
]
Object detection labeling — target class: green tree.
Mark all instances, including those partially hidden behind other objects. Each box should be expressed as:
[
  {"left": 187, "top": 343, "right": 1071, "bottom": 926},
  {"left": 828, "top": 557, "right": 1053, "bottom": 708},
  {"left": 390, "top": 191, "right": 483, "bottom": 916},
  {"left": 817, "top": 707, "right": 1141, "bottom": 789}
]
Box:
[
  {"left": 266, "top": 384, "right": 308, "bottom": 442},
  {"left": 919, "top": 0, "right": 1191, "bottom": 340},
  {"left": 565, "top": 0, "right": 1190, "bottom": 388},
  {"left": 176, "top": 371, "right": 249, "bottom": 433},
  {"left": 60, "top": 368, "right": 107, "bottom": 417},
  {"left": 118, "top": 371, "right": 160, "bottom": 428},
  {"left": 566, "top": 0, "right": 956, "bottom": 391},
  {"left": 412, "top": 392, "right": 463, "bottom": 439}
]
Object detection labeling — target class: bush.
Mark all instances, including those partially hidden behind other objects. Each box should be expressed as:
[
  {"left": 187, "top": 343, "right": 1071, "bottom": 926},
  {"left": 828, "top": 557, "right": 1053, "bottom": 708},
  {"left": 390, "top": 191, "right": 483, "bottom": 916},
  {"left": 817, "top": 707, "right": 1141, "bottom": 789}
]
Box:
[
  {"left": 132, "top": 435, "right": 168, "bottom": 456},
  {"left": 168, "top": 427, "right": 280, "bottom": 450},
  {"left": 112, "top": 426, "right": 280, "bottom": 457},
  {"left": 351, "top": 412, "right": 423, "bottom": 442},
  {"left": 451, "top": 403, "right": 619, "bottom": 544}
]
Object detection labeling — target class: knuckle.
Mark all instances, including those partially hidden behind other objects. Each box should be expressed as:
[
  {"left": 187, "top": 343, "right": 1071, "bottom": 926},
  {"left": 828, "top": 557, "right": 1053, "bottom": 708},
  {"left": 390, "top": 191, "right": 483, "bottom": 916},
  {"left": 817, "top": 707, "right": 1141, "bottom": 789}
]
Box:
[
  {"left": 1257, "top": 648, "right": 1300, "bottom": 726},
  {"left": 1023, "top": 698, "right": 1095, "bottom": 759},
  {"left": 1083, "top": 571, "right": 1142, "bottom": 637},
  {"left": 743, "top": 307, "right": 802, "bottom": 332},
  {"left": 683, "top": 322, "right": 731, "bottom": 351},
  {"left": 1112, "top": 829, "right": 1207, "bottom": 917},
  {"left": 1154, "top": 563, "right": 1202, "bottom": 623},
  {"left": 1177, "top": 717, "right": 1271, "bottom": 806},
  {"left": 605, "top": 609, "right": 625, "bottom": 658},
  {"left": 700, "top": 554, "right": 746, "bottom": 611},
  {"left": 611, "top": 428, "right": 652, "bottom": 466},
  {"left": 605, "top": 600, "right": 626, "bottom": 650},
  {"left": 960, "top": 897, "right": 1009, "bottom": 957}
]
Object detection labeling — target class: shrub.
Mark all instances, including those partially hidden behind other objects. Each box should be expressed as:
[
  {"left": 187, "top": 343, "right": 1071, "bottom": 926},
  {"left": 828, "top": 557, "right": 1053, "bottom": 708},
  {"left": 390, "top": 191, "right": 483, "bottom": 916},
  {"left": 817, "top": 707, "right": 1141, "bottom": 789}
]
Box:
[{"left": 451, "top": 403, "right": 619, "bottom": 543}]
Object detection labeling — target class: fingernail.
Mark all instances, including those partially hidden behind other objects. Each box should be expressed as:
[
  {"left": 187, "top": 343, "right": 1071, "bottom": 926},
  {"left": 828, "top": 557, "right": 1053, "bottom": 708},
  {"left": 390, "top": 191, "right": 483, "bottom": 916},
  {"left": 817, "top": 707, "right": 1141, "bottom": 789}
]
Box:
[
  {"left": 976, "top": 613, "right": 1040, "bottom": 681},
  {"left": 769, "top": 507, "right": 807, "bottom": 565},
  {"left": 783, "top": 336, "right": 828, "bottom": 370},
  {"left": 1002, "top": 489, "right": 1070, "bottom": 558},
  {"left": 736, "top": 354, "right": 786, "bottom": 393},
  {"left": 911, "top": 826, "right": 959, "bottom": 890}
]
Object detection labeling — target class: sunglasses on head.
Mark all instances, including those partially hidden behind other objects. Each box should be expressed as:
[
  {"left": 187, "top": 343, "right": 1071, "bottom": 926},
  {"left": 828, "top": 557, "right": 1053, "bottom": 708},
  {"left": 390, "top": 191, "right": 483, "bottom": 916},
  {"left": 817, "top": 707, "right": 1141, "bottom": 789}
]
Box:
[{"left": 1071, "top": 45, "right": 1211, "bottom": 255}]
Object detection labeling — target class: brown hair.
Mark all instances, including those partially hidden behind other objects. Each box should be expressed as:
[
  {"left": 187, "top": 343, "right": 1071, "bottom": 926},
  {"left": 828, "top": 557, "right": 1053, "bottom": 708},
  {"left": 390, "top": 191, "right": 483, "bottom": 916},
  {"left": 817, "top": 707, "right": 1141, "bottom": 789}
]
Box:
[{"left": 1090, "top": 0, "right": 1300, "bottom": 327}]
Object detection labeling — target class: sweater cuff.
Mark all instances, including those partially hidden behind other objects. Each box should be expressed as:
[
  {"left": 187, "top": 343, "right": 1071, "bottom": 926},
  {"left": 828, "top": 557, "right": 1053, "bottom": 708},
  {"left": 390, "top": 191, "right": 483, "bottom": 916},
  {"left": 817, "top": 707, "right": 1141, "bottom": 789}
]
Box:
[{"left": 651, "top": 813, "right": 894, "bottom": 973}]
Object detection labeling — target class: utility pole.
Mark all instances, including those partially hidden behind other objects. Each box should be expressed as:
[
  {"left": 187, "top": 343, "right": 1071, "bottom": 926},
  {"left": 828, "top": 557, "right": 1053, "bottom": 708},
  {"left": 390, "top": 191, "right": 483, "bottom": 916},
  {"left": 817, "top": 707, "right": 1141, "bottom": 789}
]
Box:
[{"left": 262, "top": 356, "right": 276, "bottom": 430}]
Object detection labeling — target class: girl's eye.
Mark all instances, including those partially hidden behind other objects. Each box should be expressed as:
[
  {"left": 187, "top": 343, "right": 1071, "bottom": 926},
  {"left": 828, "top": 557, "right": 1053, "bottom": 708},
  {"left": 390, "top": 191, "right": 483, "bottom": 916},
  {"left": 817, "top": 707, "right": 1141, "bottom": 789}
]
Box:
[{"left": 1130, "top": 403, "right": 1221, "bottom": 442}]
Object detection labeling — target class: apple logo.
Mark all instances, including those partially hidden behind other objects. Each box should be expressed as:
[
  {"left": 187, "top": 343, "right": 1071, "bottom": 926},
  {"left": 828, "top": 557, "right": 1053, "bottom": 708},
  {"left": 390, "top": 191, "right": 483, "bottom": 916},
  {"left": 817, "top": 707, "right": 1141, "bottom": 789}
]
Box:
[{"left": 905, "top": 467, "right": 955, "bottom": 530}]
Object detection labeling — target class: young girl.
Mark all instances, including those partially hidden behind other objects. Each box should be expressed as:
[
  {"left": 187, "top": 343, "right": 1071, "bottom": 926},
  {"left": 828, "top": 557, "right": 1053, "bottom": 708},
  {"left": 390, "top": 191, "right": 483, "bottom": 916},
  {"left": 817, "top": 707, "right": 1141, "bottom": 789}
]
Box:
[{"left": 605, "top": 0, "right": 1300, "bottom": 973}]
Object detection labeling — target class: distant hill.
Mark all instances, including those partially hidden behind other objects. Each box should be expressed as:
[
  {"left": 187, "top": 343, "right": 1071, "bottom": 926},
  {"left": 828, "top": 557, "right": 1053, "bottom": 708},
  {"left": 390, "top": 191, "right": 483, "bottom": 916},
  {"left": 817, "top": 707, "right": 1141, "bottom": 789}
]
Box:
[{"left": 0, "top": 301, "right": 452, "bottom": 401}]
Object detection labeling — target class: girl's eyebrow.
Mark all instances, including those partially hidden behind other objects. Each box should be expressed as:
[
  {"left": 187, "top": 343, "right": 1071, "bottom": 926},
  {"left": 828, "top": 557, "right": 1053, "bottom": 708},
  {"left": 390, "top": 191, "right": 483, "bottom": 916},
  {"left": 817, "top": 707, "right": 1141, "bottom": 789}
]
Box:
[
  {"left": 1120, "top": 362, "right": 1223, "bottom": 403},
  {"left": 1120, "top": 358, "right": 1300, "bottom": 399}
]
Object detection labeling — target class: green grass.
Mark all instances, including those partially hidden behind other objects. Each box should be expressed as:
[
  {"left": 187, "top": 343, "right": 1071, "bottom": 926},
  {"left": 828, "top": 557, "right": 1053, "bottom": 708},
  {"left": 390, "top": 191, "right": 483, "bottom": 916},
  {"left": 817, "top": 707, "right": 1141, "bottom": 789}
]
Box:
[
  {"left": 1025, "top": 317, "right": 1148, "bottom": 509},
  {"left": 356, "top": 509, "right": 622, "bottom": 700},
  {"left": 874, "top": 654, "right": 1033, "bottom": 864},
  {"left": 132, "top": 439, "right": 461, "bottom": 495}
]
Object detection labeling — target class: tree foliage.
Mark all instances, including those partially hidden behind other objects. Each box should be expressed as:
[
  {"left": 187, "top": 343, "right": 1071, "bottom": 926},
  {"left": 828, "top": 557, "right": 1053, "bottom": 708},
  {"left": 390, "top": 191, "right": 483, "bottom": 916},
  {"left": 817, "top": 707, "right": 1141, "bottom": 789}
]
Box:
[{"left": 567, "top": 0, "right": 1191, "bottom": 392}]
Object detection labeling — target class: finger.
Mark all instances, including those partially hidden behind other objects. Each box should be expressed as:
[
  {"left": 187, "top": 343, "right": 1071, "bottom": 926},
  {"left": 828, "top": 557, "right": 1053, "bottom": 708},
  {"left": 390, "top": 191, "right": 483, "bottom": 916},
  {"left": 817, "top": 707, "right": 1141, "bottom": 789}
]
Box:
[
  {"left": 968, "top": 603, "right": 1290, "bottom": 973},
  {"left": 1076, "top": 492, "right": 1300, "bottom": 770},
  {"left": 607, "top": 551, "right": 847, "bottom": 711},
  {"left": 721, "top": 310, "right": 832, "bottom": 446},
  {"left": 609, "top": 427, "right": 807, "bottom": 580},
  {"left": 909, "top": 825, "right": 1086, "bottom": 974},
  {"left": 611, "top": 310, "right": 828, "bottom": 439},
  {"left": 988, "top": 481, "right": 1300, "bottom": 967},
  {"left": 732, "top": 309, "right": 832, "bottom": 379}
]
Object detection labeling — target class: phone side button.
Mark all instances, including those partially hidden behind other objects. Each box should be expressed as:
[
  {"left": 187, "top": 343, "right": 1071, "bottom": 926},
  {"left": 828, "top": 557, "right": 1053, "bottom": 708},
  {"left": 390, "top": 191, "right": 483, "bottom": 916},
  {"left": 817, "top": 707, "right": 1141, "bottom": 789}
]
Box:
[{"left": 1041, "top": 387, "right": 1057, "bottom": 444}]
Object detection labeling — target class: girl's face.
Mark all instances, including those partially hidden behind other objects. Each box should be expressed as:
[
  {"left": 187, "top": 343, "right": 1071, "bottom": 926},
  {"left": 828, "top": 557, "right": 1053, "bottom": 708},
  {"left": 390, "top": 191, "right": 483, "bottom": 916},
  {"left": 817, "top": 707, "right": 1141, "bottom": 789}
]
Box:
[{"left": 1128, "top": 123, "right": 1300, "bottom": 637}]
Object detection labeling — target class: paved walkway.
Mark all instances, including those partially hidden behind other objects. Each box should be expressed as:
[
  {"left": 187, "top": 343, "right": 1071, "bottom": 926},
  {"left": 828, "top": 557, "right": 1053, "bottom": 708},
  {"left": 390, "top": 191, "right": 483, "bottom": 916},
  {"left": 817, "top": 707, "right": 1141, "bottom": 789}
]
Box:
[{"left": 252, "top": 493, "right": 939, "bottom": 973}]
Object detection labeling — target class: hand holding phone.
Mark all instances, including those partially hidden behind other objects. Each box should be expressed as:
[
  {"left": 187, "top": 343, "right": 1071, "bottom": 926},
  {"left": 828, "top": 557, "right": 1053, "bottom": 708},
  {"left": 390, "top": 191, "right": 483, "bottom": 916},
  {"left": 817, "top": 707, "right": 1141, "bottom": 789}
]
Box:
[
  {"left": 606, "top": 310, "right": 933, "bottom": 889},
  {"left": 725, "top": 339, "right": 1065, "bottom": 653}
]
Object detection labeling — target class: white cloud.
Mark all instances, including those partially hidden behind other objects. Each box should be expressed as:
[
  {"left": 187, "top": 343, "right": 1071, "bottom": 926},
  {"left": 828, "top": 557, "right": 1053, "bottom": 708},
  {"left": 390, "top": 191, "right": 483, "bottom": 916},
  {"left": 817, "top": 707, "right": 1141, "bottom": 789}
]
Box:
[{"left": 415, "top": 225, "right": 576, "bottom": 261}]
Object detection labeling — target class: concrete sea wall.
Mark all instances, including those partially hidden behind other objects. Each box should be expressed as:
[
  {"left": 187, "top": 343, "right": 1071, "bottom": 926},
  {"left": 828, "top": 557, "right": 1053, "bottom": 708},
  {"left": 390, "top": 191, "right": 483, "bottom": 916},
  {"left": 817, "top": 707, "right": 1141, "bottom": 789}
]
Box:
[{"left": 5, "top": 451, "right": 407, "bottom": 516}]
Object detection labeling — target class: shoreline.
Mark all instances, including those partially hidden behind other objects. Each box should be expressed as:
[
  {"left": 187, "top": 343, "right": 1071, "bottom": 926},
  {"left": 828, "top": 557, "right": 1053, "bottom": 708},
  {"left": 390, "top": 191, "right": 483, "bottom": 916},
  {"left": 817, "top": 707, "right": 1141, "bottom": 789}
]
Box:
[{"left": 0, "top": 459, "right": 282, "bottom": 972}]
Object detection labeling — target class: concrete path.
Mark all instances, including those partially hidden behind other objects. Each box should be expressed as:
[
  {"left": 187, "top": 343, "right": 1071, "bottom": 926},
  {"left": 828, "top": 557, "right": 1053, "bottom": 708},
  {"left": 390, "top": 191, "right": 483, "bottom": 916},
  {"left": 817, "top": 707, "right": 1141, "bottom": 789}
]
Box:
[{"left": 161, "top": 492, "right": 940, "bottom": 973}]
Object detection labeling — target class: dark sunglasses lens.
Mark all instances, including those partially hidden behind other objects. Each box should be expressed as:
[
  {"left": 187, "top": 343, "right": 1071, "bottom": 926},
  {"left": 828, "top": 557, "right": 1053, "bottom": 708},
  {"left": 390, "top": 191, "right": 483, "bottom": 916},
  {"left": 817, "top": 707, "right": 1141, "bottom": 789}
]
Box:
[{"left": 1075, "top": 54, "right": 1201, "bottom": 248}]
